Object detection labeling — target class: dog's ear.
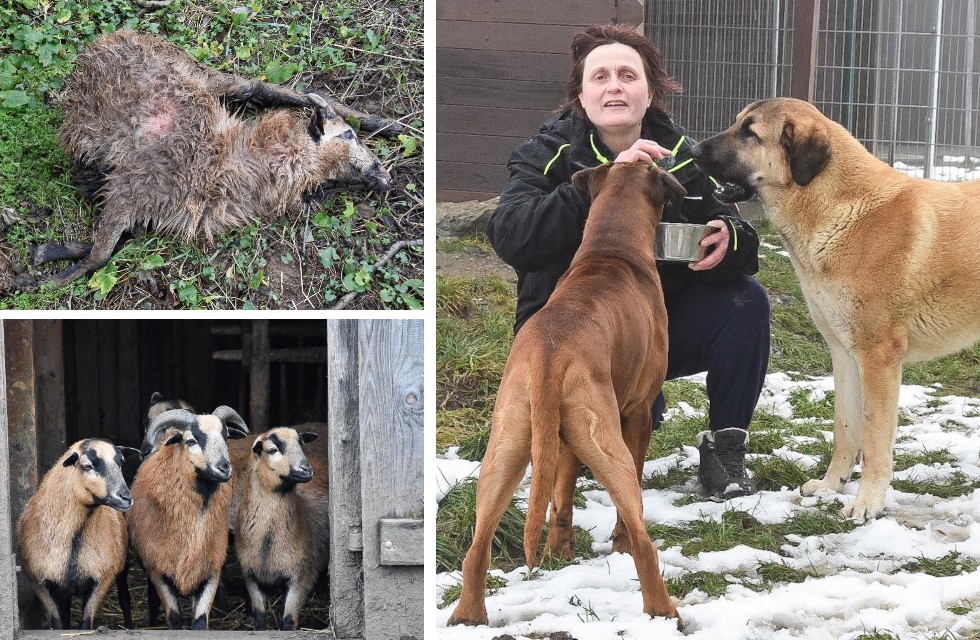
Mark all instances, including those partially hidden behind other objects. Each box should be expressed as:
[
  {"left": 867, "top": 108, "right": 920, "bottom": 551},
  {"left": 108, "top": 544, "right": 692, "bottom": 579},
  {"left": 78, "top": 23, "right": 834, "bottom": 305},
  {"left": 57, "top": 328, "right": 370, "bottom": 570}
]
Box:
[
  {"left": 654, "top": 167, "right": 687, "bottom": 203},
  {"left": 571, "top": 163, "right": 610, "bottom": 196},
  {"left": 781, "top": 119, "right": 831, "bottom": 186}
]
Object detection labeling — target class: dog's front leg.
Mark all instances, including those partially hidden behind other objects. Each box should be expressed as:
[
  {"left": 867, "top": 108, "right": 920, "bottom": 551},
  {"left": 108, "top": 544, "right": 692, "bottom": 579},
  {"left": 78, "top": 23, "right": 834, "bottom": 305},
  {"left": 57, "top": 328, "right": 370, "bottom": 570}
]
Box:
[
  {"left": 802, "top": 337, "right": 862, "bottom": 496},
  {"left": 844, "top": 343, "right": 903, "bottom": 521}
]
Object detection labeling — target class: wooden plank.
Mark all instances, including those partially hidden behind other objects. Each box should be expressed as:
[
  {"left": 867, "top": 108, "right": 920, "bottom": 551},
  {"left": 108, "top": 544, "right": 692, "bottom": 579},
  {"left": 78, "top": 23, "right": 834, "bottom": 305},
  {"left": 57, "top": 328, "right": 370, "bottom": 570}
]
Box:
[
  {"left": 358, "top": 320, "right": 423, "bottom": 640},
  {"left": 115, "top": 321, "right": 140, "bottom": 446},
  {"left": 438, "top": 48, "right": 570, "bottom": 81},
  {"left": 438, "top": 75, "right": 565, "bottom": 110},
  {"left": 437, "top": 159, "right": 511, "bottom": 196},
  {"left": 15, "top": 632, "right": 334, "bottom": 639},
  {"left": 0, "top": 323, "right": 20, "bottom": 638},
  {"left": 436, "top": 0, "right": 619, "bottom": 25},
  {"left": 32, "top": 320, "right": 66, "bottom": 473},
  {"left": 792, "top": 0, "right": 820, "bottom": 101},
  {"left": 249, "top": 320, "right": 270, "bottom": 431},
  {"left": 438, "top": 132, "right": 526, "bottom": 165},
  {"left": 96, "top": 321, "right": 118, "bottom": 440},
  {"left": 73, "top": 321, "right": 99, "bottom": 440},
  {"left": 326, "top": 320, "right": 364, "bottom": 640},
  {"left": 437, "top": 189, "right": 502, "bottom": 203},
  {"left": 3, "top": 321, "right": 38, "bottom": 531},
  {"left": 378, "top": 519, "right": 423, "bottom": 566},
  {"left": 436, "top": 104, "right": 554, "bottom": 137},
  {"left": 182, "top": 320, "right": 214, "bottom": 421},
  {"left": 437, "top": 21, "right": 588, "bottom": 54}
]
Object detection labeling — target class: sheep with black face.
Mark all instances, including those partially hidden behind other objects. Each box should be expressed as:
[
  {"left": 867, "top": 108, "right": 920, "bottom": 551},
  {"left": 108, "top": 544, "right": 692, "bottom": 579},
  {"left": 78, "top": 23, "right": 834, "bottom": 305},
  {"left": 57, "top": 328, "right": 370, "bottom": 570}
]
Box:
[
  {"left": 230, "top": 427, "right": 329, "bottom": 630},
  {"left": 127, "top": 406, "right": 249, "bottom": 630},
  {"left": 17, "top": 439, "right": 140, "bottom": 630}
]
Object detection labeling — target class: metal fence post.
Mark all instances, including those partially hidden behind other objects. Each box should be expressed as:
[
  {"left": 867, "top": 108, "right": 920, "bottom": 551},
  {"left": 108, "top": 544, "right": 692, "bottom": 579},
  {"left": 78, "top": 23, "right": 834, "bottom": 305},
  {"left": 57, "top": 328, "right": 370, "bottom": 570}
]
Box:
[{"left": 925, "top": 0, "right": 945, "bottom": 179}]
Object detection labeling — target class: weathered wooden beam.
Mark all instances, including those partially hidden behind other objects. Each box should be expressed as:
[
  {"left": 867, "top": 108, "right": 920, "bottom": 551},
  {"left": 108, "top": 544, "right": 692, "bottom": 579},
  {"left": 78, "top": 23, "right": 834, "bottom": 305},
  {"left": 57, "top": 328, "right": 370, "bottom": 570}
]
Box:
[
  {"left": 327, "top": 320, "right": 364, "bottom": 640},
  {"left": 0, "top": 322, "right": 21, "bottom": 638},
  {"left": 249, "top": 320, "right": 269, "bottom": 431},
  {"left": 792, "top": 0, "right": 821, "bottom": 101},
  {"left": 32, "top": 320, "right": 66, "bottom": 472},
  {"left": 358, "top": 320, "right": 423, "bottom": 640},
  {"left": 3, "top": 321, "right": 38, "bottom": 530},
  {"left": 211, "top": 347, "right": 328, "bottom": 364}
]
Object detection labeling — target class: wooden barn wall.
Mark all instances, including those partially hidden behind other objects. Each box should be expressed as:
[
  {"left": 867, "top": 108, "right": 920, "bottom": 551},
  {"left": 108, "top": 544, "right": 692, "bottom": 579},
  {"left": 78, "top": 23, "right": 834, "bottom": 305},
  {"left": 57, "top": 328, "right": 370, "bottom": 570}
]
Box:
[{"left": 437, "top": 0, "right": 644, "bottom": 202}]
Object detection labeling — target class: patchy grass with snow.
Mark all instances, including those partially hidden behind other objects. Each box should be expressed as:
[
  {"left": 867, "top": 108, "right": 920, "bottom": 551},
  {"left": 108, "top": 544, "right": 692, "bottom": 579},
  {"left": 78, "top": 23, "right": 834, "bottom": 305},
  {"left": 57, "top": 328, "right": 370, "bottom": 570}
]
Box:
[
  {"left": 436, "top": 373, "right": 980, "bottom": 639},
  {"left": 436, "top": 218, "right": 980, "bottom": 640}
]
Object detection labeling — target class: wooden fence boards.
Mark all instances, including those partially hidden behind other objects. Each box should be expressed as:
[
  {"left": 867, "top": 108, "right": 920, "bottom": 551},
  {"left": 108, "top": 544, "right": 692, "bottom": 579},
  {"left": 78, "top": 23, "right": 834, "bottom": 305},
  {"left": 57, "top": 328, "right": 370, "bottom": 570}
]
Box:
[{"left": 437, "top": 0, "right": 644, "bottom": 201}]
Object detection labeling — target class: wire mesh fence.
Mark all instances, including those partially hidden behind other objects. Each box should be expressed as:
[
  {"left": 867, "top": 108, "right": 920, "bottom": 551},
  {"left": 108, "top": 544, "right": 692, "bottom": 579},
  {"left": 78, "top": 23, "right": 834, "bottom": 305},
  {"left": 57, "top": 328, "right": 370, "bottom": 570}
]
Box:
[{"left": 647, "top": 0, "right": 980, "bottom": 181}]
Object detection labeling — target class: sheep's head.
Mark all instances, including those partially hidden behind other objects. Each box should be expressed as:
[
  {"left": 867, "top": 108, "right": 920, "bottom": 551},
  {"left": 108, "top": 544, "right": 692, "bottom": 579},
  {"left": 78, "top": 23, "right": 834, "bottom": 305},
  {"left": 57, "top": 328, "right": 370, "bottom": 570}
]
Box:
[
  {"left": 304, "top": 95, "right": 392, "bottom": 195},
  {"left": 250, "top": 427, "right": 318, "bottom": 493},
  {"left": 140, "top": 392, "right": 195, "bottom": 457},
  {"left": 147, "top": 407, "right": 249, "bottom": 483},
  {"left": 63, "top": 439, "right": 139, "bottom": 512}
]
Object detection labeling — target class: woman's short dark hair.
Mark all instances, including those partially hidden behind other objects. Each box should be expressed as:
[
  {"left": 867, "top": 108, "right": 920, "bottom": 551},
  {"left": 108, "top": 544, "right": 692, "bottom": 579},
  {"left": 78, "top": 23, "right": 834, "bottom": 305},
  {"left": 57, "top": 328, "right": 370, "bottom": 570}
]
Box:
[{"left": 561, "top": 24, "right": 681, "bottom": 118}]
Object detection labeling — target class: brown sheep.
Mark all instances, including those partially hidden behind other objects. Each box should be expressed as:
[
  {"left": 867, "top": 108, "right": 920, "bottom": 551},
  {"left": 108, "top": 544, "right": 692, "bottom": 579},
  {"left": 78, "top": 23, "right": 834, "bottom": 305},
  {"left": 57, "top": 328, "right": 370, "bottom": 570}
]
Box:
[
  {"left": 16, "top": 30, "right": 393, "bottom": 291},
  {"left": 127, "top": 406, "right": 248, "bottom": 629},
  {"left": 230, "top": 427, "right": 329, "bottom": 630},
  {"left": 17, "top": 439, "right": 140, "bottom": 630}
]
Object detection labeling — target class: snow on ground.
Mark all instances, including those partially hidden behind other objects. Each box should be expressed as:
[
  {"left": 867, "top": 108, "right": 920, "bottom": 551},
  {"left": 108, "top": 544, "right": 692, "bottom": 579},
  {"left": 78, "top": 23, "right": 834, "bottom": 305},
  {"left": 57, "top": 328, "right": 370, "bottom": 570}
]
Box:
[{"left": 436, "top": 373, "right": 980, "bottom": 639}]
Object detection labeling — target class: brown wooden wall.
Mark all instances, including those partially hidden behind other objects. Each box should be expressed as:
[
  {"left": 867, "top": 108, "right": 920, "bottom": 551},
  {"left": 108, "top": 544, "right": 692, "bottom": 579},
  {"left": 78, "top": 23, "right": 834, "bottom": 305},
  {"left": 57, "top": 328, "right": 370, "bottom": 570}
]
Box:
[{"left": 437, "top": 0, "right": 644, "bottom": 202}]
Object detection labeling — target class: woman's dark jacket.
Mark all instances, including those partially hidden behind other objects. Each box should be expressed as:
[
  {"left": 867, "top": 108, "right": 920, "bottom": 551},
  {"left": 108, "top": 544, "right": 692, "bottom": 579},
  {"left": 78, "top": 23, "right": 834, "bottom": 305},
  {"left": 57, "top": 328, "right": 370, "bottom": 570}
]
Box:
[{"left": 487, "top": 108, "right": 760, "bottom": 332}]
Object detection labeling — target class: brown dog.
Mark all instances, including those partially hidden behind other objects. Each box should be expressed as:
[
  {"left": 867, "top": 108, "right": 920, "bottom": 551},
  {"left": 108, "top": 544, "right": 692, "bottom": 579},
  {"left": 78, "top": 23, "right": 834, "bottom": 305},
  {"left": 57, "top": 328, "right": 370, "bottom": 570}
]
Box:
[
  {"left": 447, "top": 161, "right": 685, "bottom": 627},
  {"left": 693, "top": 97, "right": 980, "bottom": 521}
]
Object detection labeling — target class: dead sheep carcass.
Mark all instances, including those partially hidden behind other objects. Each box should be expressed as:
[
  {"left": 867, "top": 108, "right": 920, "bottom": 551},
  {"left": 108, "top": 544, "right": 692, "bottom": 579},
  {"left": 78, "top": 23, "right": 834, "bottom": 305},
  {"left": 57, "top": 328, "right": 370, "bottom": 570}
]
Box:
[{"left": 16, "top": 30, "right": 393, "bottom": 290}]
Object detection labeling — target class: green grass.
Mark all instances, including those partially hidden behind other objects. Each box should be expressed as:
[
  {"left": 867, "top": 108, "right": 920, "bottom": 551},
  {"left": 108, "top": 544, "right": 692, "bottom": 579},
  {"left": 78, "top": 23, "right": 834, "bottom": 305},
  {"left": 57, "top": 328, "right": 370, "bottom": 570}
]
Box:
[
  {"left": 892, "top": 471, "right": 980, "bottom": 499},
  {"left": 893, "top": 448, "right": 958, "bottom": 472},
  {"left": 0, "top": 0, "right": 422, "bottom": 309},
  {"left": 747, "top": 455, "right": 811, "bottom": 492},
  {"left": 434, "top": 220, "right": 980, "bottom": 623},
  {"left": 666, "top": 571, "right": 729, "bottom": 598},
  {"left": 900, "top": 551, "right": 979, "bottom": 577},
  {"left": 436, "top": 477, "right": 526, "bottom": 573}
]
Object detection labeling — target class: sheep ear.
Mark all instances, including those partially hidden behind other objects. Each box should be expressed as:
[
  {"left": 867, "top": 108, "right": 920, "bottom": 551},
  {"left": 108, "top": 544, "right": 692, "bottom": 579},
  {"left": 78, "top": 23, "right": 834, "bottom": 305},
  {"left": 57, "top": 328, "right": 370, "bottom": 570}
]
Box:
[
  {"left": 164, "top": 433, "right": 183, "bottom": 446},
  {"left": 150, "top": 391, "right": 163, "bottom": 404},
  {"left": 228, "top": 427, "right": 249, "bottom": 441},
  {"left": 63, "top": 452, "right": 79, "bottom": 467},
  {"left": 300, "top": 432, "right": 318, "bottom": 444},
  {"left": 252, "top": 439, "right": 264, "bottom": 455},
  {"left": 308, "top": 108, "right": 324, "bottom": 142},
  {"left": 117, "top": 446, "right": 141, "bottom": 459}
]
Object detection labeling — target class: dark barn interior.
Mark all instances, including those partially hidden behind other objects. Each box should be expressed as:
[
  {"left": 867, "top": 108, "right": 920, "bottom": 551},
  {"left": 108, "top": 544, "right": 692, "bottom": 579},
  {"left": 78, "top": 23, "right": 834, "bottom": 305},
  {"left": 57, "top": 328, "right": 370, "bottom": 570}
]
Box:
[{"left": 4, "top": 319, "right": 334, "bottom": 631}]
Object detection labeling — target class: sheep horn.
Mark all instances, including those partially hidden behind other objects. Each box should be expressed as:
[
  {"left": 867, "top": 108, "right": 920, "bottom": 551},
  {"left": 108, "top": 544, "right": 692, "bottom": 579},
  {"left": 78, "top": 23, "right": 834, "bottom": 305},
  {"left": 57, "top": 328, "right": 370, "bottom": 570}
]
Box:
[
  {"left": 141, "top": 409, "right": 197, "bottom": 458},
  {"left": 212, "top": 405, "right": 249, "bottom": 437}
]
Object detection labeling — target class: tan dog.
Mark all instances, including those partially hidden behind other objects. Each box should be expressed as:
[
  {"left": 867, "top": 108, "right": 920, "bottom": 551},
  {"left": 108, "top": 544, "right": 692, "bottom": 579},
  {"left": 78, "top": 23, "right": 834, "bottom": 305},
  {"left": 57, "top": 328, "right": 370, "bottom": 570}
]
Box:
[
  {"left": 693, "top": 97, "right": 980, "bottom": 521},
  {"left": 447, "top": 161, "right": 684, "bottom": 627}
]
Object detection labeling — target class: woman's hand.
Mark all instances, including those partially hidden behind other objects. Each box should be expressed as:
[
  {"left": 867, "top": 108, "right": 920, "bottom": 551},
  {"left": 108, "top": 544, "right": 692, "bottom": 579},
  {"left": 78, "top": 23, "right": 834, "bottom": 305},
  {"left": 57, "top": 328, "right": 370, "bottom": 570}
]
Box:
[
  {"left": 689, "top": 219, "right": 729, "bottom": 271},
  {"left": 613, "top": 139, "right": 672, "bottom": 164}
]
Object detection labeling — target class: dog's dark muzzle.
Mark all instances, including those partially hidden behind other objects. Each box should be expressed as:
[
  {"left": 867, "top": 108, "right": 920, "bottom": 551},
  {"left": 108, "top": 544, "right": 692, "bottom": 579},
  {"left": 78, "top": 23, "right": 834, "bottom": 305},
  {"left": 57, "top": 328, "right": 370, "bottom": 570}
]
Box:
[{"left": 690, "top": 140, "right": 755, "bottom": 204}]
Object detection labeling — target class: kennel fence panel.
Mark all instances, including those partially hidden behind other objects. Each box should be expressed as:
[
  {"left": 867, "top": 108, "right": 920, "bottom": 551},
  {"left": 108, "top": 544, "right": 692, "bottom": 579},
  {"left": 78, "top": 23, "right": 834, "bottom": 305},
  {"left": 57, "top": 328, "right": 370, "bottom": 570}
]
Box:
[{"left": 648, "top": 0, "right": 980, "bottom": 180}]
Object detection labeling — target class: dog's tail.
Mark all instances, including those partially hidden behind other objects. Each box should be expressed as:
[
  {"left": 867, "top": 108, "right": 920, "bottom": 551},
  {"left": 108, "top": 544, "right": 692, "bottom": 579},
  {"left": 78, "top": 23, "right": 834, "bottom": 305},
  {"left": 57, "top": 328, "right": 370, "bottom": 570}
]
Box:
[{"left": 523, "top": 359, "right": 562, "bottom": 570}]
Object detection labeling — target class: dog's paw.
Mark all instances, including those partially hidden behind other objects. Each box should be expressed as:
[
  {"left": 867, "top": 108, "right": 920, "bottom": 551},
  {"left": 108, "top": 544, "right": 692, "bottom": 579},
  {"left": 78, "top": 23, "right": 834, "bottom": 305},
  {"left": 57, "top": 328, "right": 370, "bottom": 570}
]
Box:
[
  {"left": 801, "top": 478, "right": 841, "bottom": 497},
  {"left": 842, "top": 492, "right": 885, "bottom": 522}
]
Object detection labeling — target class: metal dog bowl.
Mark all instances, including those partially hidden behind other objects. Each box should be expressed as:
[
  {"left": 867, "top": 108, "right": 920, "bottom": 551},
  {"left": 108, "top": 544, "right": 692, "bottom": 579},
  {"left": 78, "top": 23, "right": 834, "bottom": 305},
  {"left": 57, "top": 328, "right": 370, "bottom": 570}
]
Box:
[{"left": 655, "top": 223, "right": 714, "bottom": 262}]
